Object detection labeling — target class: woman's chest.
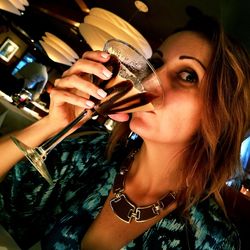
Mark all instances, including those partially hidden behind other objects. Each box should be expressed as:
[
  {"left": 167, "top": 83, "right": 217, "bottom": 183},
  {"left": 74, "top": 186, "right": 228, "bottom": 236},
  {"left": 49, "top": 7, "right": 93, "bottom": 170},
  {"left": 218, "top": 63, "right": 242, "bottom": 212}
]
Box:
[{"left": 81, "top": 190, "right": 179, "bottom": 250}]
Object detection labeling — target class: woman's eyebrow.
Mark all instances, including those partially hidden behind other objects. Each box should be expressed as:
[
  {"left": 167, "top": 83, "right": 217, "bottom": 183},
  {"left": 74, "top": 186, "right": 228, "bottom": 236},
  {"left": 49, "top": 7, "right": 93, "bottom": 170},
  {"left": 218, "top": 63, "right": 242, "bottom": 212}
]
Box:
[{"left": 179, "top": 55, "right": 206, "bottom": 70}]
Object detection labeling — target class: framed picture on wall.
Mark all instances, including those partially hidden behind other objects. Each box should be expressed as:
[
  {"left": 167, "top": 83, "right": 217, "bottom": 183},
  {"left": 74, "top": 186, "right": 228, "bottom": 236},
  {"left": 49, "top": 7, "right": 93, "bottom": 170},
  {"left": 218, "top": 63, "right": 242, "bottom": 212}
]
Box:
[{"left": 0, "top": 38, "right": 19, "bottom": 62}]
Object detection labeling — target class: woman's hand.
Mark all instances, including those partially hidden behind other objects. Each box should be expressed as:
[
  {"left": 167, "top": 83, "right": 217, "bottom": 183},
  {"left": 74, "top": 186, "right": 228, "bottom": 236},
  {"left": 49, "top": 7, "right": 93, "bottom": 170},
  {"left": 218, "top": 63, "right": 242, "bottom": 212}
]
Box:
[
  {"left": 47, "top": 50, "right": 129, "bottom": 132},
  {"left": 0, "top": 50, "right": 130, "bottom": 180}
]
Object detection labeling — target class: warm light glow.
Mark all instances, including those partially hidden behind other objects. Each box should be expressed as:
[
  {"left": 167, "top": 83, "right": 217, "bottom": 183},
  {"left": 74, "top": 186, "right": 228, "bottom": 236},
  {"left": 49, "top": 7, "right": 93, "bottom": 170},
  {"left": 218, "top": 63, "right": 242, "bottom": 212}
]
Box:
[
  {"left": 79, "top": 7, "right": 152, "bottom": 58},
  {"left": 74, "top": 0, "right": 90, "bottom": 13},
  {"left": 39, "top": 40, "right": 73, "bottom": 66},
  {"left": 40, "top": 32, "right": 79, "bottom": 66},
  {"left": 0, "top": 0, "right": 21, "bottom": 15},
  {"left": 45, "top": 32, "right": 79, "bottom": 59},
  {"left": 8, "top": 0, "right": 25, "bottom": 11},
  {"left": 84, "top": 14, "right": 150, "bottom": 58},
  {"left": 42, "top": 36, "right": 76, "bottom": 63},
  {"left": 18, "top": 0, "right": 29, "bottom": 6},
  {"left": 0, "top": 0, "right": 29, "bottom": 15},
  {"left": 134, "top": 1, "right": 149, "bottom": 13},
  {"left": 79, "top": 23, "right": 114, "bottom": 51}
]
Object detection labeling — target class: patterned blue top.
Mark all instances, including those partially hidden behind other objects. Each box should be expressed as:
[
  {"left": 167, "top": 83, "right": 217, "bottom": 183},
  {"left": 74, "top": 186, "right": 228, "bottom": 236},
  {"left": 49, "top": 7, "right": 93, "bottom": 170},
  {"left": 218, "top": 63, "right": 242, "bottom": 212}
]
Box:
[{"left": 0, "top": 133, "right": 240, "bottom": 249}]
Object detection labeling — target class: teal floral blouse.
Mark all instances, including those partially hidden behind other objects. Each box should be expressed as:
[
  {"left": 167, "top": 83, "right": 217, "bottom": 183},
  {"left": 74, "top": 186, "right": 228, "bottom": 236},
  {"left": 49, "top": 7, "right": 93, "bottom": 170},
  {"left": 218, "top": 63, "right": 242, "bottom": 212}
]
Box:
[{"left": 0, "top": 133, "right": 240, "bottom": 249}]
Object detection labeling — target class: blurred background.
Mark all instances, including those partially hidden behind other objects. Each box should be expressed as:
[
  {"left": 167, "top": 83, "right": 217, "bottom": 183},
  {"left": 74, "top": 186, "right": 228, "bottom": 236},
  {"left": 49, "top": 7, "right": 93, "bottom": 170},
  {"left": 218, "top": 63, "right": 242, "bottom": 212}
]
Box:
[{"left": 0, "top": 1, "right": 250, "bottom": 249}]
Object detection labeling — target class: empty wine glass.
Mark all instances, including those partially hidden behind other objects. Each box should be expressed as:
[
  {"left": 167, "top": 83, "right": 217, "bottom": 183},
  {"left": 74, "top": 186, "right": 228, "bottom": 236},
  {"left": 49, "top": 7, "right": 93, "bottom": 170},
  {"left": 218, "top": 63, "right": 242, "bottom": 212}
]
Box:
[{"left": 11, "top": 39, "right": 164, "bottom": 185}]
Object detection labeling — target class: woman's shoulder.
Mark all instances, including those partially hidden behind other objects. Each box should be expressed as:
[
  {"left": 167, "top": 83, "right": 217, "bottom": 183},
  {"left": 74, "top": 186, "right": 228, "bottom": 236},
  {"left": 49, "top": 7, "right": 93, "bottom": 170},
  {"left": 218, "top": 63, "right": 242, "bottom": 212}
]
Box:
[
  {"left": 189, "top": 195, "right": 240, "bottom": 249},
  {"left": 139, "top": 195, "right": 239, "bottom": 249}
]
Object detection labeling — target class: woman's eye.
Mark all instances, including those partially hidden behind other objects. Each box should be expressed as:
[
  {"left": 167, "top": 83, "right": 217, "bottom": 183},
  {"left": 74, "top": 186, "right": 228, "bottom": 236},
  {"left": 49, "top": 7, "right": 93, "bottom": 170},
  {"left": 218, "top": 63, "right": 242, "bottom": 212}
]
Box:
[{"left": 177, "top": 70, "right": 198, "bottom": 84}]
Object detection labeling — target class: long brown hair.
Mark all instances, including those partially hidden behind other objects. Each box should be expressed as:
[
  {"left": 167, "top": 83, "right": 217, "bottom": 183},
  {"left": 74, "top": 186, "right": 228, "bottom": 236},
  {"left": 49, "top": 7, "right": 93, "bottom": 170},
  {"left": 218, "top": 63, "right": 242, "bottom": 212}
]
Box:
[{"left": 107, "top": 14, "right": 250, "bottom": 212}]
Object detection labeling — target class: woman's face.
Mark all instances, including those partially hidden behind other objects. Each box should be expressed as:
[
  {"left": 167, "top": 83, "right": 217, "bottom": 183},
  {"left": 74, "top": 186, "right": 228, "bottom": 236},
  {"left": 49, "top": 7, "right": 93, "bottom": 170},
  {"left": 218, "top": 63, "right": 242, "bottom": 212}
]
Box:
[{"left": 129, "top": 31, "right": 213, "bottom": 145}]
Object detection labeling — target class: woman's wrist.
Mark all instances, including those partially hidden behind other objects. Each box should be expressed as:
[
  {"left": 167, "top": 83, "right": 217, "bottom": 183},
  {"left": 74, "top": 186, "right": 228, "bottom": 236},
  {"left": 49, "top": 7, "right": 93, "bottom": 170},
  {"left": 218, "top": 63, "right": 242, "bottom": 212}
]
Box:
[
  {"left": 38, "top": 115, "right": 67, "bottom": 138},
  {"left": 11, "top": 115, "right": 64, "bottom": 147}
]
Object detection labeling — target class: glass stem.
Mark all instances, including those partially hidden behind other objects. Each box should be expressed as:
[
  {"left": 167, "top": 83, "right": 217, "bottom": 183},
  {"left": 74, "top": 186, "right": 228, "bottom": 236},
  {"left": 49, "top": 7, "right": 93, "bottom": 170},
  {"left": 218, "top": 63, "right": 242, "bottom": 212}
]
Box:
[{"left": 40, "top": 109, "right": 96, "bottom": 156}]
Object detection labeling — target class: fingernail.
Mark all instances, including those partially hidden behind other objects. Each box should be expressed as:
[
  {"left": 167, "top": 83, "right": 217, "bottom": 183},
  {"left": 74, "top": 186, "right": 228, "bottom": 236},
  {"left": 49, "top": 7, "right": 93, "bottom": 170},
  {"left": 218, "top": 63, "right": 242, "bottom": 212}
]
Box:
[
  {"left": 97, "top": 89, "right": 107, "bottom": 98},
  {"left": 86, "top": 100, "right": 95, "bottom": 107},
  {"left": 101, "top": 52, "right": 110, "bottom": 59},
  {"left": 102, "top": 69, "right": 112, "bottom": 78}
]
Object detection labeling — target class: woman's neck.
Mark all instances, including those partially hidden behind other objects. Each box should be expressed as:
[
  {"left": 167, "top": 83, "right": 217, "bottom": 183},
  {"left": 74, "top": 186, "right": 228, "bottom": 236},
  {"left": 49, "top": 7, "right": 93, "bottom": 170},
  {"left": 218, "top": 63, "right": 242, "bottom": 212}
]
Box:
[{"left": 127, "top": 141, "right": 187, "bottom": 198}]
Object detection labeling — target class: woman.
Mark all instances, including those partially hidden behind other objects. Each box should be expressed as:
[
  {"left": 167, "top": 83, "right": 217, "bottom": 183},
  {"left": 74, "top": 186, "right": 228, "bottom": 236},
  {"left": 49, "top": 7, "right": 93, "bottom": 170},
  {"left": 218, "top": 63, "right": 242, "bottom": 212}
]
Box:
[{"left": 0, "top": 14, "right": 250, "bottom": 249}]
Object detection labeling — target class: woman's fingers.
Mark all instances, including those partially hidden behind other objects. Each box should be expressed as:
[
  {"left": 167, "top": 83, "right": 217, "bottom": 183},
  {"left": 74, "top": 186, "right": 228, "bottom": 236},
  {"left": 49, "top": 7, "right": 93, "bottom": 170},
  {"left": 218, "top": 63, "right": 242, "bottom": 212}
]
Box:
[
  {"left": 50, "top": 88, "right": 95, "bottom": 109},
  {"left": 54, "top": 74, "right": 107, "bottom": 101},
  {"left": 50, "top": 88, "right": 130, "bottom": 121},
  {"left": 50, "top": 87, "right": 130, "bottom": 121},
  {"left": 49, "top": 50, "right": 132, "bottom": 122},
  {"left": 62, "top": 51, "right": 112, "bottom": 79},
  {"left": 62, "top": 59, "right": 113, "bottom": 80},
  {"left": 82, "top": 50, "right": 110, "bottom": 61},
  {"left": 57, "top": 50, "right": 113, "bottom": 102}
]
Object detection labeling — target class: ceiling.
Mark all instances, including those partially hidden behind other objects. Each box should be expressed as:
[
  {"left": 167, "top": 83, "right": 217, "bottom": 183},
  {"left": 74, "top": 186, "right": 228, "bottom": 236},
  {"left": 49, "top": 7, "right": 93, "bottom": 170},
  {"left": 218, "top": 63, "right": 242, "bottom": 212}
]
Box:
[{"left": 1, "top": 0, "right": 250, "bottom": 59}]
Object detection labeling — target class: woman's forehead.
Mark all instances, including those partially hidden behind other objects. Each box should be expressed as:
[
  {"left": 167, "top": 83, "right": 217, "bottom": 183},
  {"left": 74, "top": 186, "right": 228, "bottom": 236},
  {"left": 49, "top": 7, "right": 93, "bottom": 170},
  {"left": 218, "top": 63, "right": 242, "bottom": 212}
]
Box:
[
  {"left": 158, "top": 31, "right": 213, "bottom": 67},
  {"left": 160, "top": 31, "right": 209, "bottom": 50}
]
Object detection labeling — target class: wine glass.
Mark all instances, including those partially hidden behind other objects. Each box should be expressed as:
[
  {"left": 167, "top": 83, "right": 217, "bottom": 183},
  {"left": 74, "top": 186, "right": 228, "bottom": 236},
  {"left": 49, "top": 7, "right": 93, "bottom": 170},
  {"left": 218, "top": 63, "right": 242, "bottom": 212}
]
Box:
[{"left": 11, "top": 39, "right": 164, "bottom": 185}]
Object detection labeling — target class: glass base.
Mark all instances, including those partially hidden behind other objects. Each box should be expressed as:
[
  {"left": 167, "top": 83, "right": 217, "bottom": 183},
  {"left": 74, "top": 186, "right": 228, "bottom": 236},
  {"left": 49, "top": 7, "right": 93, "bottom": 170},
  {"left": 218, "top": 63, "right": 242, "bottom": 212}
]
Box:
[{"left": 10, "top": 136, "right": 53, "bottom": 185}]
